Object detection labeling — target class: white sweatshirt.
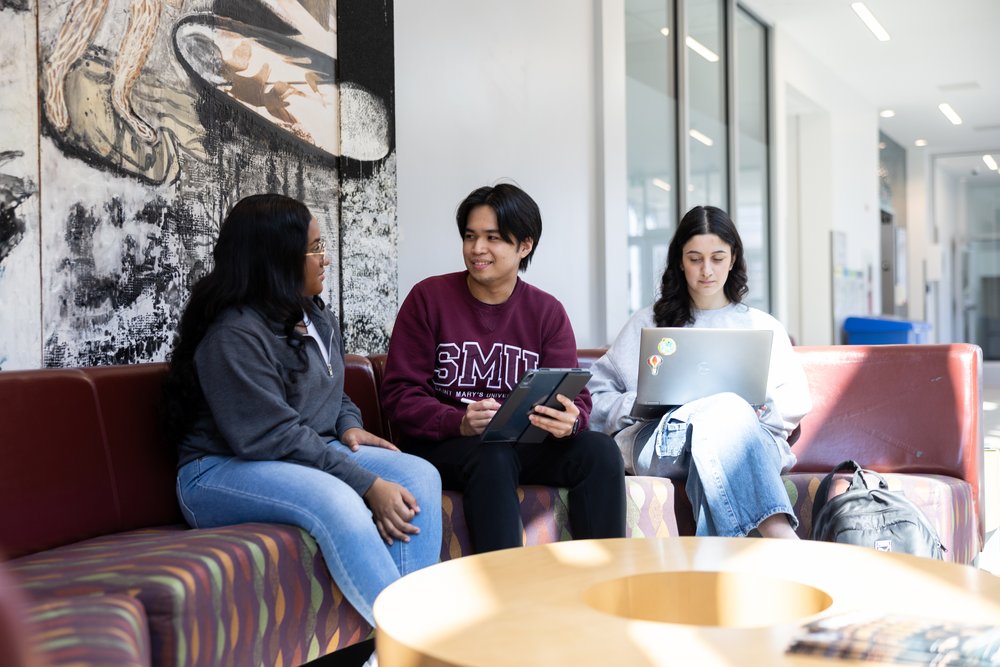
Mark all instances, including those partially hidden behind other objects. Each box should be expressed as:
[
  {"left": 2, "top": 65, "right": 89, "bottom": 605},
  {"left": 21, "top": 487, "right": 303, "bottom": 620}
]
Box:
[{"left": 588, "top": 302, "right": 812, "bottom": 443}]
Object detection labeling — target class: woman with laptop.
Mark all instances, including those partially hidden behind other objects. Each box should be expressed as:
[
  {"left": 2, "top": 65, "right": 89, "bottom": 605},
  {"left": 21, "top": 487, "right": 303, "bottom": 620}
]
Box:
[{"left": 589, "top": 205, "right": 811, "bottom": 539}]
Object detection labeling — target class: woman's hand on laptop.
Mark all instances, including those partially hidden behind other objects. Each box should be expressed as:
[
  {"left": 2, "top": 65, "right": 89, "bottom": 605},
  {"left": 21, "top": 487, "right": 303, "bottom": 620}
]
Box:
[
  {"left": 529, "top": 394, "right": 580, "bottom": 440},
  {"left": 460, "top": 398, "right": 501, "bottom": 436}
]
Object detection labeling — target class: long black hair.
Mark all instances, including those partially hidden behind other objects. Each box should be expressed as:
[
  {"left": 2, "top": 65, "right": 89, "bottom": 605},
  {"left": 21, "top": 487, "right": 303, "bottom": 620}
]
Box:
[
  {"left": 161, "top": 193, "right": 317, "bottom": 445},
  {"left": 456, "top": 183, "right": 541, "bottom": 271},
  {"left": 652, "top": 205, "right": 748, "bottom": 327}
]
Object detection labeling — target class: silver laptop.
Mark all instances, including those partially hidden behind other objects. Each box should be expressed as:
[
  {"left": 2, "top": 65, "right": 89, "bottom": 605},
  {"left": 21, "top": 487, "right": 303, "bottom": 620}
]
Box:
[{"left": 630, "top": 327, "right": 773, "bottom": 419}]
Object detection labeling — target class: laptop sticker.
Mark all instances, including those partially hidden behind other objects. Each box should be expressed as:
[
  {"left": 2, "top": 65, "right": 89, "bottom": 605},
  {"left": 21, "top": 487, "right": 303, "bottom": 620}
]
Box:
[
  {"left": 647, "top": 354, "right": 662, "bottom": 375},
  {"left": 657, "top": 337, "right": 677, "bottom": 356}
]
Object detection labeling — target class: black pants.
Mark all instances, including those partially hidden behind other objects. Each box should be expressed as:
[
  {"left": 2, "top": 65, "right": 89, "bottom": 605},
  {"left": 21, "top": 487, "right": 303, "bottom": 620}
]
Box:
[{"left": 405, "top": 430, "right": 626, "bottom": 553}]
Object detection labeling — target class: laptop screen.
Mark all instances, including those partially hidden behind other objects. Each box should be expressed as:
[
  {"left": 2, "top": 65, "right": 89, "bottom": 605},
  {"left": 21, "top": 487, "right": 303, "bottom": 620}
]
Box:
[{"left": 631, "top": 328, "right": 773, "bottom": 418}]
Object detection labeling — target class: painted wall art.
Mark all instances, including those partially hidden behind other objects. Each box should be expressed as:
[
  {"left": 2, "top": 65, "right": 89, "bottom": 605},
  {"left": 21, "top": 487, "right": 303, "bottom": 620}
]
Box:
[
  {"left": 0, "top": 0, "right": 42, "bottom": 371},
  {"left": 0, "top": 0, "right": 395, "bottom": 370}
]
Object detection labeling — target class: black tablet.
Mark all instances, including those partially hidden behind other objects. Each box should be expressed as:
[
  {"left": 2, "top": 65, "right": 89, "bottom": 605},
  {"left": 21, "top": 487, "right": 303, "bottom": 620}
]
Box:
[{"left": 480, "top": 368, "right": 591, "bottom": 444}]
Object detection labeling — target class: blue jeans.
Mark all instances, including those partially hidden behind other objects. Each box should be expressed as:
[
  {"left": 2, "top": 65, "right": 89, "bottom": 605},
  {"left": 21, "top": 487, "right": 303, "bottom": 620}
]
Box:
[
  {"left": 625, "top": 392, "right": 797, "bottom": 537},
  {"left": 176, "top": 443, "right": 442, "bottom": 625}
]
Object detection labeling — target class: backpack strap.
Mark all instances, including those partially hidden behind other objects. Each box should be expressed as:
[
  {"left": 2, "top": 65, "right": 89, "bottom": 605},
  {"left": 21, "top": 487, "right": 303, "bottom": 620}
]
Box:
[
  {"left": 812, "top": 460, "right": 894, "bottom": 529},
  {"left": 811, "top": 460, "right": 864, "bottom": 528}
]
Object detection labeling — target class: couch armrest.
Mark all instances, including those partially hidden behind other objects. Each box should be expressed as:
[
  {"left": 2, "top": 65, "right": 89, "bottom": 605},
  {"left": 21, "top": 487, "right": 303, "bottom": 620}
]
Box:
[{"left": 791, "top": 344, "right": 982, "bottom": 542}]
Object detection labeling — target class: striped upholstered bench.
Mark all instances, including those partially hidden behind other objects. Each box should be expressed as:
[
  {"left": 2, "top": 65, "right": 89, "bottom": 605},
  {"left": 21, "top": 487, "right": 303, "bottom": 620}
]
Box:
[
  {"left": 9, "top": 524, "right": 369, "bottom": 667},
  {"left": 9, "top": 485, "right": 677, "bottom": 667},
  {"left": 24, "top": 594, "right": 151, "bottom": 667},
  {"left": 441, "top": 478, "right": 677, "bottom": 560}
]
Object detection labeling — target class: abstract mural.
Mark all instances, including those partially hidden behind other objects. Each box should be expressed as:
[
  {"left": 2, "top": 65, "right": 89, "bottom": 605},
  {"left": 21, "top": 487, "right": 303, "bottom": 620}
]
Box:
[
  {"left": 0, "top": 0, "right": 41, "bottom": 371},
  {"left": 0, "top": 0, "right": 395, "bottom": 370}
]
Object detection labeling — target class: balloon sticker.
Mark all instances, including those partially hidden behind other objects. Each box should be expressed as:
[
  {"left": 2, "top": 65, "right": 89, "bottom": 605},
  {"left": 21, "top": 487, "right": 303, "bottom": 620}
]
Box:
[
  {"left": 647, "top": 354, "right": 662, "bottom": 375},
  {"left": 657, "top": 337, "right": 677, "bottom": 356}
]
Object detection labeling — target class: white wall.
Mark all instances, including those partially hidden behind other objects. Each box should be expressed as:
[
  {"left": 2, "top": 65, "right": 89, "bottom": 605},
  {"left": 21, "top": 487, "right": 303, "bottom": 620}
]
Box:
[
  {"left": 769, "top": 29, "right": 880, "bottom": 345},
  {"left": 394, "top": 2, "right": 887, "bottom": 348},
  {"left": 393, "top": 1, "right": 610, "bottom": 347}
]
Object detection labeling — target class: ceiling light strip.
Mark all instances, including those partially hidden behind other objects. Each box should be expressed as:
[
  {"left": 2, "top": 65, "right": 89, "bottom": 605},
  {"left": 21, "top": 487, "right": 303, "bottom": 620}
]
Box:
[
  {"left": 984, "top": 155, "right": 999, "bottom": 172},
  {"left": 685, "top": 36, "right": 719, "bottom": 63},
  {"left": 689, "top": 129, "right": 714, "bottom": 146},
  {"left": 850, "top": 2, "right": 890, "bottom": 41},
  {"left": 939, "top": 103, "right": 963, "bottom": 125}
]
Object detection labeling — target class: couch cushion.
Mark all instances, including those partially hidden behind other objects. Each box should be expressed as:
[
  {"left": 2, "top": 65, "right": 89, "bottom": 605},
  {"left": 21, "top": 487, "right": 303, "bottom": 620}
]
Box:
[
  {"left": 0, "top": 369, "right": 120, "bottom": 559},
  {"left": 84, "top": 364, "right": 184, "bottom": 531},
  {"left": 367, "top": 354, "right": 394, "bottom": 442},
  {"left": 27, "top": 593, "right": 151, "bottom": 667},
  {"left": 784, "top": 472, "right": 977, "bottom": 564},
  {"left": 440, "top": 477, "right": 677, "bottom": 558},
  {"left": 625, "top": 475, "right": 679, "bottom": 538},
  {"left": 9, "top": 524, "right": 369, "bottom": 667},
  {"left": 344, "top": 354, "right": 387, "bottom": 440}
]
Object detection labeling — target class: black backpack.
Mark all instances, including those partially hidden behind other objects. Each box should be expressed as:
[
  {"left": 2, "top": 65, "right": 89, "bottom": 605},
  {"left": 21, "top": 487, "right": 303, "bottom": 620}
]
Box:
[{"left": 810, "top": 460, "right": 945, "bottom": 560}]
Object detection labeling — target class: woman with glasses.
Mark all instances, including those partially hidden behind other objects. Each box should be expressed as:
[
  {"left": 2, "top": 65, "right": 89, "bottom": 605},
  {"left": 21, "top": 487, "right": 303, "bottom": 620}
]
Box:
[{"left": 162, "top": 193, "right": 442, "bottom": 639}]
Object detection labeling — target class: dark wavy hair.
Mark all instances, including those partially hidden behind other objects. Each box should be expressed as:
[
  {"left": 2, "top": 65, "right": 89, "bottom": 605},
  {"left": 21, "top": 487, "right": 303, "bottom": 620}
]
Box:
[
  {"left": 652, "top": 205, "right": 748, "bottom": 327},
  {"left": 161, "top": 193, "right": 317, "bottom": 445},
  {"left": 456, "top": 183, "right": 541, "bottom": 271}
]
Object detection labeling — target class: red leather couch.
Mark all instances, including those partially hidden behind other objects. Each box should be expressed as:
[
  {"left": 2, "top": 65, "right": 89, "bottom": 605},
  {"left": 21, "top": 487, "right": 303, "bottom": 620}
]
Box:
[
  {"left": 576, "top": 344, "right": 983, "bottom": 559},
  {"left": 0, "top": 344, "right": 983, "bottom": 666}
]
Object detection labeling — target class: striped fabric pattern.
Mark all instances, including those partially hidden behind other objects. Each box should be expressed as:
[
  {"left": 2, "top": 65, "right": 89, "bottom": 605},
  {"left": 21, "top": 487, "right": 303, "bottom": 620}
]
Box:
[
  {"left": 12, "top": 478, "right": 678, "bottom": 667},
  {"left": 26, "top": 593, "right": 150, "bottom": 667},
  {"left": 624, "top": 476, "right": 679, "bottom": 538},
  {"left": 10, "top": 524, "right": 370, "bottom": 667},
  {"left": 441, "top": 477, "right": 678, "bottom": 558},
  {"left": 784, "top": 472, "right": 977, "bottom": 563}
]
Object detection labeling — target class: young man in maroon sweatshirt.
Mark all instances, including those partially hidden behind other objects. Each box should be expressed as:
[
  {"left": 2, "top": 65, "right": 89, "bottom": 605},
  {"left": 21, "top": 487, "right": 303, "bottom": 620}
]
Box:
[{"left": 381, "top": 183, "right": 626, "bottom": 553}]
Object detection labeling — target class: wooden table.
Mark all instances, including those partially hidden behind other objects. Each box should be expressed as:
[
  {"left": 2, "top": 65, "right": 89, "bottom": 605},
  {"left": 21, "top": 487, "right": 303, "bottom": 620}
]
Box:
[{"left": 374, "top": 537, "right": 1000, "bottom": 666}]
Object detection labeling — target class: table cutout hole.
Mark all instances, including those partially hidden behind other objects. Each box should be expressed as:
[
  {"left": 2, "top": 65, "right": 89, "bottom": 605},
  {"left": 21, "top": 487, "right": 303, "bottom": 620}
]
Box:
[{"left": 583, "top": 571, "right": 833, "bottom": 628}]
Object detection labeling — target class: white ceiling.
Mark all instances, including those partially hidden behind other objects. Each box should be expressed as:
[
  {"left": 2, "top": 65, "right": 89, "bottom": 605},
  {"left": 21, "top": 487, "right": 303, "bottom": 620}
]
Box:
[{"left": 740, "top": 0, "right": 1000, "bottom": 160}]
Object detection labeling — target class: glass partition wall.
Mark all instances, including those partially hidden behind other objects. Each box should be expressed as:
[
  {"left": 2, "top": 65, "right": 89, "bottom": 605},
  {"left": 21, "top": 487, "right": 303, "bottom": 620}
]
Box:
[{"left": 625, "top": 0, "right": 771, "bottom": 313}]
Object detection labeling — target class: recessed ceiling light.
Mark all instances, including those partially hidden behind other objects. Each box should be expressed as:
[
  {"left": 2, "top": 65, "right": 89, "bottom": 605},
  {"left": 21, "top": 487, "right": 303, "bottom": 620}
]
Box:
[
  {"left": 914, "top": 139, "right": 928, "bottom": 147},
  {"left": 879, "top": 142, "right": 887, "bottom": 150},
  {"left": 660, "top": 27, "right": 670, "bottom": 37},
  {"left": 879, "top": 109, "right": 896, "bottom": 118},
  {"left": 688, "top": 129, "right": 714, "bottom": 146},
  {"left": 652, "top": 178, "right": 672, "bottom": 192},
  {"left": 939, "top": 103, "right": 963, "bottom": 125},
  {"left": 850, "top": 2, "right": 890, "bottom": 41},
  {"left": 685, "top": 36, "right": 719, "bottom": 63},
  {"left": 984, "top": 155, "right": 999, "bottom": 171}
]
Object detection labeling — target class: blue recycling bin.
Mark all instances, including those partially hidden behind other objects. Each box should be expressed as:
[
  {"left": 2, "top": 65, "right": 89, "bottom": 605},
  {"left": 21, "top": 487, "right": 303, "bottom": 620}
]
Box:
[{"left": 843, "top": 316, "right": 931, "bottom": 345}]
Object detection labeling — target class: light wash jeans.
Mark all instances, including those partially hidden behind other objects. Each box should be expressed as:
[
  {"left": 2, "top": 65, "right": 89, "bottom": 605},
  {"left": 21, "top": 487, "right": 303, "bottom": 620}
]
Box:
[
  {"left": 618, "top": 392, "right": 797, "bottom": 537},
  {"left": 176, "top": 442, "right": 442, "bottom": 625}
]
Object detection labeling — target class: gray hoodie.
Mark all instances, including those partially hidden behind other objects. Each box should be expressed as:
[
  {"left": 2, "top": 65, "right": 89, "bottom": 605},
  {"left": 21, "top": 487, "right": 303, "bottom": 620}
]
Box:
[{"left": 177, "top": 304, "right": 375, "bottom": 495}]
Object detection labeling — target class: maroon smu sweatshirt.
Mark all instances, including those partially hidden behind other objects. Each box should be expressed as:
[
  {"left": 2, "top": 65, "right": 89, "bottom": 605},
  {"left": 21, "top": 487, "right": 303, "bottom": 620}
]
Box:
[{"left": 381, "top": 271, "right": 591, "bottom": 444}]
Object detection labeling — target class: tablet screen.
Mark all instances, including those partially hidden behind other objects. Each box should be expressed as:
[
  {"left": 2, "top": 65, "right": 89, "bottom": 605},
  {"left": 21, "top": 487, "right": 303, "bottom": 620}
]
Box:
[{"left": 480, "top": 368, "right": 591, "bottom": 444}]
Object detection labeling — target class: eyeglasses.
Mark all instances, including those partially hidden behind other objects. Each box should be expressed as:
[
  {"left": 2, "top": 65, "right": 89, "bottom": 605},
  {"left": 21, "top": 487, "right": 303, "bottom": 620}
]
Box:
[{"left": 305, "top": 239, "right": 328, "bottom": 257}]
